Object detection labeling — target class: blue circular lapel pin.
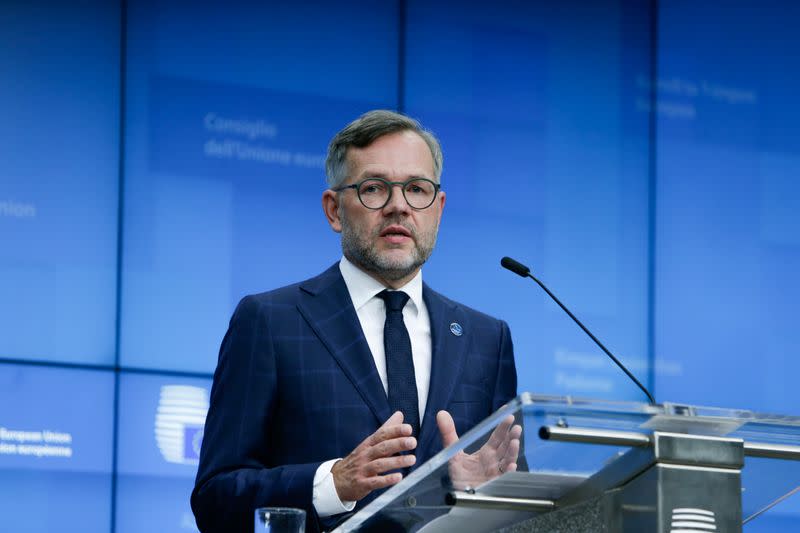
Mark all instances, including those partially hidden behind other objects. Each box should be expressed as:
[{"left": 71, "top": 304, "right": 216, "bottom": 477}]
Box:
[{"left": 449, "top": 322, "right": 463, "bottom": 336}]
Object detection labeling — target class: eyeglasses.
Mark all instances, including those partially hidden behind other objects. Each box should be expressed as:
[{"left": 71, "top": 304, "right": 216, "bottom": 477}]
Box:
[{"left": 332, "top": 177, "right": 441, "bottom": 210}]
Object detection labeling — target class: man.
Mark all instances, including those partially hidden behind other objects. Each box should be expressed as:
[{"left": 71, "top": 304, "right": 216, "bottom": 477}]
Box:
[{"left": 191, "top": 110, "right": 520, "bottom": 533}]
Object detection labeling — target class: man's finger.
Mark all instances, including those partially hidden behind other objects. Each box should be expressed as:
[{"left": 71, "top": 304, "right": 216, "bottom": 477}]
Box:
[
  {"left": 370, "top": 423, "right": 413, "bottom": 447},
  {"left": 366, "top": 435, "right": 417, "bottom": 460},
  {"left": 364, "top": 412, "right": 409, "bottom": 447},
  {"left": 377, "top": 411, "right": 404, "bottom": 430},
  {"left": 501, "top": 438, "right": 521, "bottom": 467},
  {"left": 501, "top": 462, "right": 518, "bottom": 473},
  {"left": 492, "top": 423, "right": 522, "bottom": 463},
  {"left": 383, "top": 411, "right": 405, "bottom": 425},
  {"left": 364, "top": 472, "right": 404, "bottom": 491},
  {"left": 485, "top": 415, "right": 514, "bottom": 450},
  {"left": 437, "top": 410, "right": 459, "bottom": 448},
  {"left": 364, "top": 454, "right": 417, "bottom": 476}
]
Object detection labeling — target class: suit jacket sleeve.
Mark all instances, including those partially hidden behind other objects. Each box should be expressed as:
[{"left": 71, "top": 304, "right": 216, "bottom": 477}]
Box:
[
  {"left": 492, "top": 319, "right": 518, "bottom": 411},
  {"left": 492, "top": 318, "right": 529, "bottom": 471},
  {"left": 191, "top": 295, "right": 323, "bottom": 533}
]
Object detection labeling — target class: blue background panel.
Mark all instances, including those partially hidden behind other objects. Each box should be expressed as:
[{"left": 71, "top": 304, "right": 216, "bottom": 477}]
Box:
[
  {"left": 119, "top": 0, "right": 400, "bottom": 373},
  {"left": 0, "top": 363, "right": 114, "bottom": 533},
  {"left": 116, "top": 476, "right": 202, "bottom": 533},
  {"left": 116, "top": 372, "right": 212, "bottom": 533},
  {"left": 0, "top": 1, "right": 120, "bottom": 365},
  {"left": 405, "top": 0, "right": 653, "bottom": 401},
  {"left": 654, "top": 2, "right": 800, "bottom": 414}
]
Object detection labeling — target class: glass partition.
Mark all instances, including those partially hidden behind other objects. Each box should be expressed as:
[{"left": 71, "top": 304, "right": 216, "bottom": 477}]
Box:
[{"left": 336, "top": 394, "right": 800, "bottom": 532}]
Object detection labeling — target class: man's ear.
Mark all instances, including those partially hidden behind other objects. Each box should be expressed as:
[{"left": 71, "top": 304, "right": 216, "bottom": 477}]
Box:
[
  {"left": 322, "top": 189, "right": 343, "bottom": 233},
  {"left": 432, "top": 189, "right": 446, "bottom": 227}
]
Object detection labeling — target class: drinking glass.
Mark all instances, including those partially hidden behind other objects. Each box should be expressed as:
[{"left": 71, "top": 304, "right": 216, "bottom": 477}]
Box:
[{"left": 254, "top": 507, "right": 306, "bottom": 532}]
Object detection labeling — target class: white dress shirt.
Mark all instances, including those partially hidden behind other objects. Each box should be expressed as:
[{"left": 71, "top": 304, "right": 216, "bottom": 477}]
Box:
[{"left": 312, "top": 256, "right": 433, "bottom": 517}]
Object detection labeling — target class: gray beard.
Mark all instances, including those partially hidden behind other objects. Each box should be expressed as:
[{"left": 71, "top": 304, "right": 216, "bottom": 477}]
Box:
[{"left": 339, "top": 212, "right": 438, "bottom": 282}]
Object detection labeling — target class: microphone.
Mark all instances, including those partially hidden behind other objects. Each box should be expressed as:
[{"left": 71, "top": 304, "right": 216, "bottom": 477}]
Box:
[{"left": 501, "top": 256, "right": 655, "bottom": 404}]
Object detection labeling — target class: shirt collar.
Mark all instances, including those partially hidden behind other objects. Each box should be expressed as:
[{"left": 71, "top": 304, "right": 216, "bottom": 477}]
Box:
[{"left": 339, "top": 256, "right": 423, "bottom": 315}]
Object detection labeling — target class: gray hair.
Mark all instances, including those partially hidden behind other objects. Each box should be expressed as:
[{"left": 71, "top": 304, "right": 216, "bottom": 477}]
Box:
[{"left": 325, "top": 109, "right": 443, "bottom": 188}]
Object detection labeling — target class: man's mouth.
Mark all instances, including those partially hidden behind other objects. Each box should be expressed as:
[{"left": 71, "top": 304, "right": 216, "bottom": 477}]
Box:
[
  {"left": 379, "top": 225, "right": 413, "bottom": 243},
  {"left": 380, "top": 225, "right": 412, "bottom": 238}
]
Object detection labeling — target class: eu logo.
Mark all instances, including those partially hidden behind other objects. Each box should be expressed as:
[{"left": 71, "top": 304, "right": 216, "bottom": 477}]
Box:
[{"left": 183, "top": 426, "right": 204, "bottom": 461}]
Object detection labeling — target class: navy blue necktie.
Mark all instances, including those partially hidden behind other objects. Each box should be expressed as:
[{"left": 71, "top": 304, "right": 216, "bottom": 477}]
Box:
[{"left": 377, "top": 290, "right": 420, "bottom": 437}]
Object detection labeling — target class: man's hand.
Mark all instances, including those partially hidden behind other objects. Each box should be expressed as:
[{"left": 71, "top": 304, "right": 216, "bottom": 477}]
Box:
[
  {"left": 331, "top": 411, "right": 417, "bottom": 502},
  {"left": 437, "top": 410, "right": 522, "bottom": 490}
]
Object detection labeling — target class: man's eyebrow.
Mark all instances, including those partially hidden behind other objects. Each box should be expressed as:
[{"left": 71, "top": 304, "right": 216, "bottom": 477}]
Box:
[
  {"left": 360, "top": 171, "right": 390, "bottom": 179},
  {"left": 359, "top": 172, "right": 432, "bottom": 181}
]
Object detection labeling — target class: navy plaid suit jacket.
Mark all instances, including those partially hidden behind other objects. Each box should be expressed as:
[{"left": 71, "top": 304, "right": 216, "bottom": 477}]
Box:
[{"left": 191, "top": 263, "right": 518, "bottom": 533}]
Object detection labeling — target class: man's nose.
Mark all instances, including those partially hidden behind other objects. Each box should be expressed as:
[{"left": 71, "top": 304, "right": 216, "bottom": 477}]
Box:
[{"left": 382, "top": 183, "right": 410, "bottom": 214}]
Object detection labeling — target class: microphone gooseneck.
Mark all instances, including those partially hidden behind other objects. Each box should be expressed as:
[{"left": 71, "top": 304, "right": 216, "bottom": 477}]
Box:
[{"left": 500, "top": 256, "right": 656, "bottom": 405}]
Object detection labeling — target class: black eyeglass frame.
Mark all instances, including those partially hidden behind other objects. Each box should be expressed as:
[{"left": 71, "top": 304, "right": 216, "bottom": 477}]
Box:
[{"left": 331, "top": 177, "right": 442, "bottom": 210}]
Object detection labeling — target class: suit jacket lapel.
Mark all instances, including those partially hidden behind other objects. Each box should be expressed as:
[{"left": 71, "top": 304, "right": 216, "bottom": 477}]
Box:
[
  {"left": 417, "top": 284, "right": 470, "bottom": 458},
  {"left": 296, "top": 263, "right": 392, "bottom": 426}
]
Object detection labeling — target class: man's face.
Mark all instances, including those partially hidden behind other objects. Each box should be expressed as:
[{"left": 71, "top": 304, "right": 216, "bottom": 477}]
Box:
[{"left": 323, "top": 130, "right": 446, "bottom": 287}]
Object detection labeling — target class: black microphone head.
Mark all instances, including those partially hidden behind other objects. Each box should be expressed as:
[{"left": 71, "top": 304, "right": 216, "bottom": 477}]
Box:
[{"left": 501, "top": 256, "right": 531, "bottom": 277}]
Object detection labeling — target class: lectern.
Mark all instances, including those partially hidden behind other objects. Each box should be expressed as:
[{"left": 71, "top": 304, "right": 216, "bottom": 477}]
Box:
[{"left": 334, "top": 394, "right": 800, "bottom": 532}]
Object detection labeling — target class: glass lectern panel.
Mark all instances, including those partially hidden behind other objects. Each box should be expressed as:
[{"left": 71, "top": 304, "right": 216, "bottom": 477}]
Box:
[{"left": 335, "top": 394, "right": 800, "bottom": 532}]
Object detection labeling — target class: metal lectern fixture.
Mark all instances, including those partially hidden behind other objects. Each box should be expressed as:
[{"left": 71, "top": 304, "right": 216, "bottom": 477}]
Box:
[{"left": 335, "top": 394, "right": 800, "bottom": 533}]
